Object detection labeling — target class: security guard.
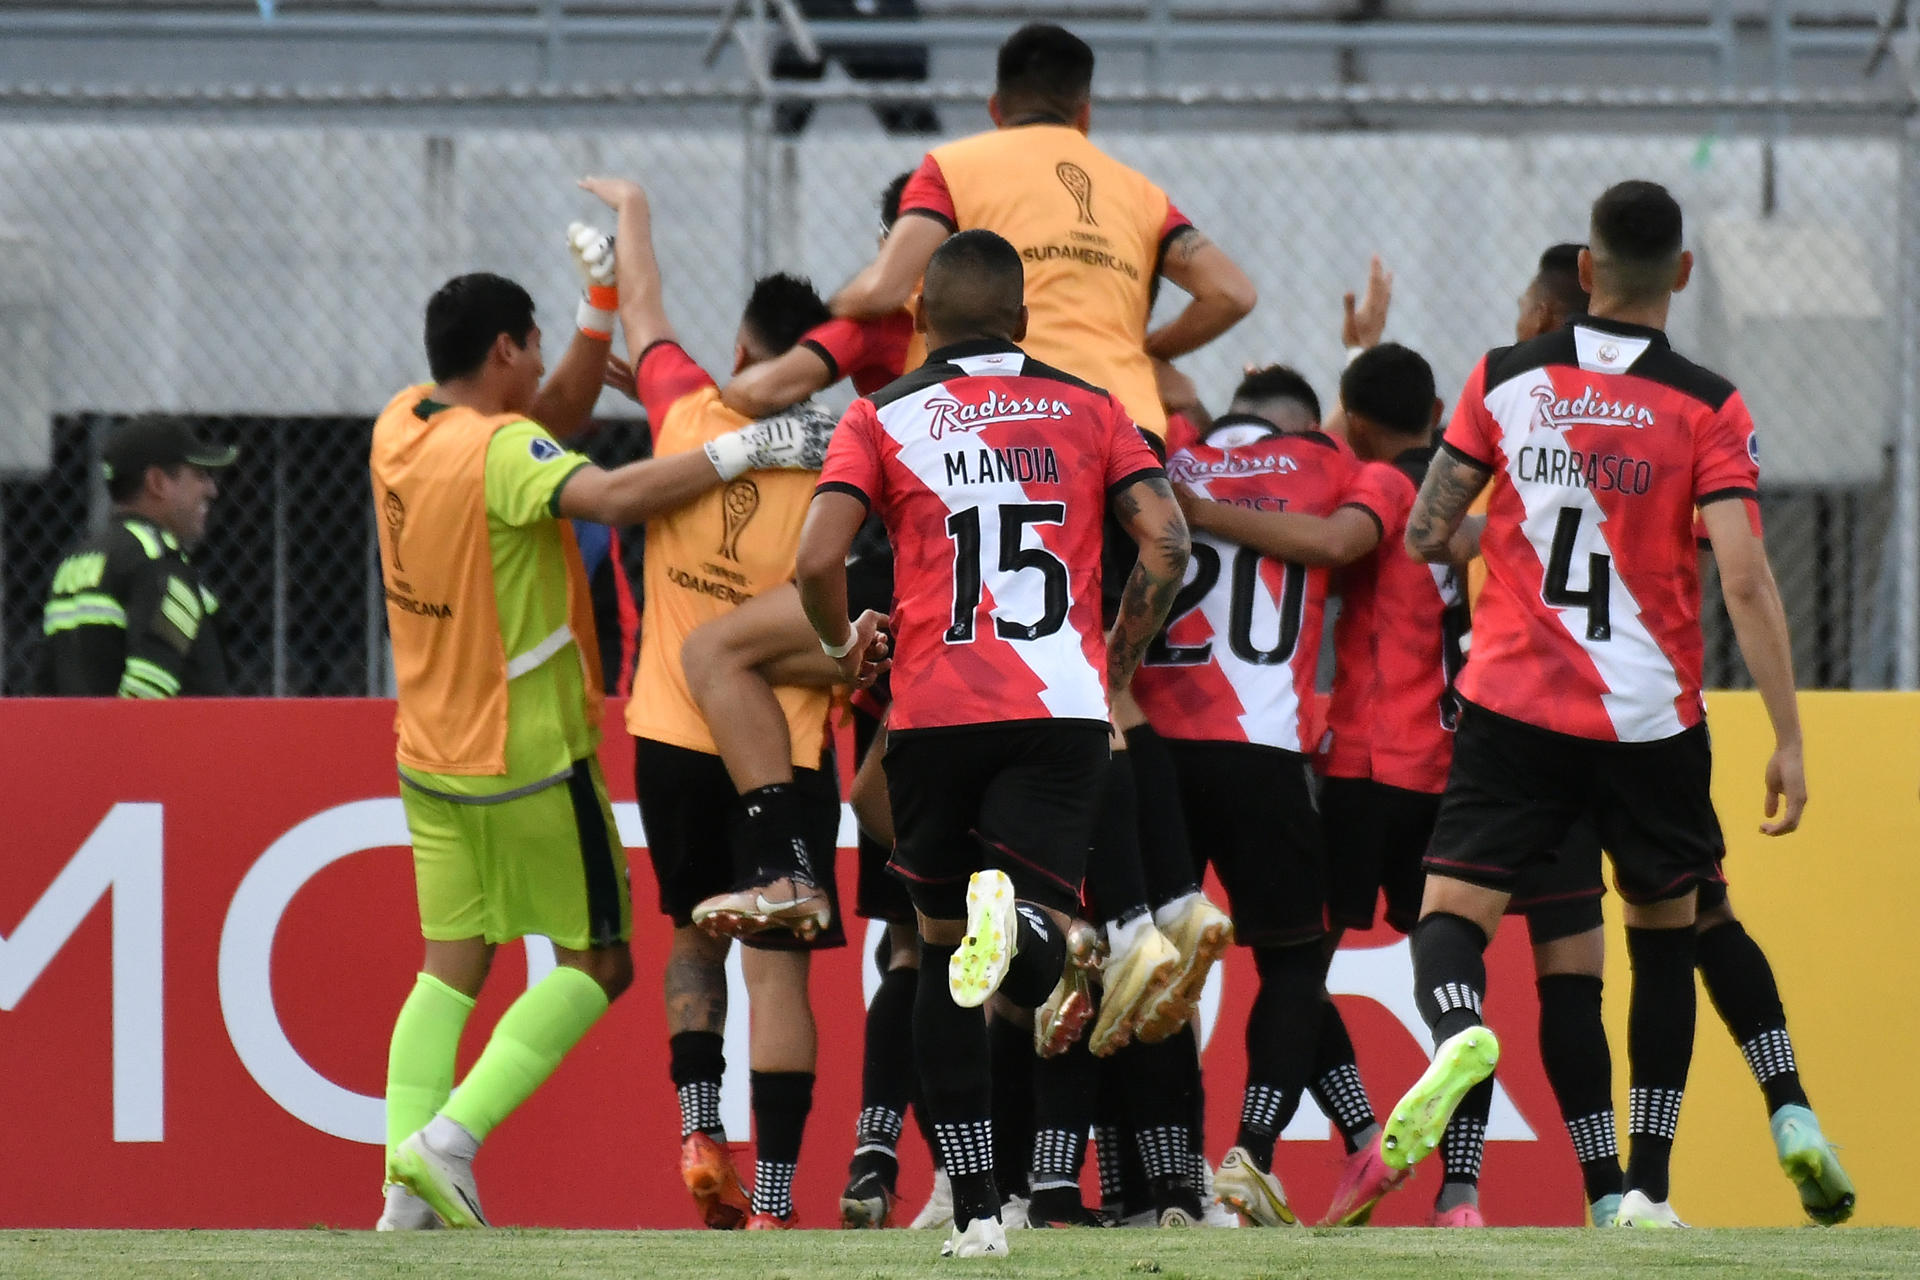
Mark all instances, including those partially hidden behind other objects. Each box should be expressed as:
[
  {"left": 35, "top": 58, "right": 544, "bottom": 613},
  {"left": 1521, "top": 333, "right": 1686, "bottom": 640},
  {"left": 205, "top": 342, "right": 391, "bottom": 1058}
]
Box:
[{"left": 38, "top": 416, "right": 237, "bottom": 696}]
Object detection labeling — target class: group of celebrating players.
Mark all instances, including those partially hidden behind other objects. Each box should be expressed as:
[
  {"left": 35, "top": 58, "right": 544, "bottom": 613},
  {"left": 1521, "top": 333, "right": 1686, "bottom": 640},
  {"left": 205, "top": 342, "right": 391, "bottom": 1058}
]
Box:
[{"left": 365, "top": 21, "right": 1858, "bottom": 1256}]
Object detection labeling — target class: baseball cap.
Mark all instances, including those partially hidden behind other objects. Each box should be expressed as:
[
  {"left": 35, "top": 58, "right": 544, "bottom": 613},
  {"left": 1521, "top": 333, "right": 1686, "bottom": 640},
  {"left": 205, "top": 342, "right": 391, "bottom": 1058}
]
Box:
[{"left": 101, "top": 417, "right": 239, "bottom": 487}]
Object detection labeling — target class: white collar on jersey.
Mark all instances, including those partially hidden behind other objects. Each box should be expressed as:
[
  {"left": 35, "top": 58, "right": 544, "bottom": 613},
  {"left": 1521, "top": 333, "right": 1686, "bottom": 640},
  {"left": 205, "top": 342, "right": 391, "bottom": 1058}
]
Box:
[{"left": 1572, "top": 324, "right": 1654, "bottom": 374}]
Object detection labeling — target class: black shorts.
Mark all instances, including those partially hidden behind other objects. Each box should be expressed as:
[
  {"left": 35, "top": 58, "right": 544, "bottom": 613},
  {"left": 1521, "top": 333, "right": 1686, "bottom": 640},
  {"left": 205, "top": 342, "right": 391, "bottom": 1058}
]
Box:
[
  {"left": 1167, "top": 739, "right": 1327, "bottom": 947},
  {"left": 883, "top": 720, "right": 1110, "bottom": 918},
  {"left": 1321, "top": 775, "right": 1434, "bottom": 935},
  {"left": 1510, "top": 818, "right": 1607, "bottom": 945},
  {"left": 1426, "top": 703, "right": 1723, "bottom": 905},
  {"left": 632, "top": 737, "right": 846, "bottom": 950},
  {"left": 850, "top": 702, "right": 913, "bottom": 923}
]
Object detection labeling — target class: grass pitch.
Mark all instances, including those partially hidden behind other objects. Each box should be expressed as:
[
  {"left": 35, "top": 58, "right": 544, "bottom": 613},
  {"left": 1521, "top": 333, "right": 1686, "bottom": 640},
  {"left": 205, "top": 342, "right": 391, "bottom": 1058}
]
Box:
[{"left": 1, "top": 1228, "right": 1914, "bottom": 1280}]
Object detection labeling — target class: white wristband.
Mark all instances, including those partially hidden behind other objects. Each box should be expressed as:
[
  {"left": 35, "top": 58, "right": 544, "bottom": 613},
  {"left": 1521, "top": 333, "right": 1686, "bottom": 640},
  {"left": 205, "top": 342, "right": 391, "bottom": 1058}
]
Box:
[
  {"left": 703, "top": 430, "right": 753, "bottom": 481},
  {"left": 820, "top": 631, "right": 858, "bottom": 660},
  {"left": 1344, "top": 344, "right": 1367, "bottom": 366},
  {"left": 576, "top": 294, "right": 616, "bottom": 340}
]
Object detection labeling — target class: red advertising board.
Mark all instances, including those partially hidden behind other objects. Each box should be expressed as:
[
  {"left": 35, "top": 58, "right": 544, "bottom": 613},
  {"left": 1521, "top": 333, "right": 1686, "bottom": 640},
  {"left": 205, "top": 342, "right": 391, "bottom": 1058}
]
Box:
[{"left": 0, "top": 699, "right": 1581, "bottom": 1228}]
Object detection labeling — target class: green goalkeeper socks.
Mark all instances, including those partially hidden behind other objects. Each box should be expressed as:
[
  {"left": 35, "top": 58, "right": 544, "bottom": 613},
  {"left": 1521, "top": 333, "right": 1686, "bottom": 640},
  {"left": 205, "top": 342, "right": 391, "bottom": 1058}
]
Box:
[
  {"left": 385, "top": 972, "right": 476, "bottom": 1155},
  {"left": 440, "top": 965, "right": 610, "bottom": 1143}
]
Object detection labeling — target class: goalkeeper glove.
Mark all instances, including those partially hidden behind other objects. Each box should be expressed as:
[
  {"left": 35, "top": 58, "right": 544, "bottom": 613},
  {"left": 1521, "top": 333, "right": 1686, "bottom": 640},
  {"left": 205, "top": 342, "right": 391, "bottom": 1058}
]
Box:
[
  {"left": 703, "top": 403, "right": 838, "bottom": 480},
  {"left": 567, "top": 220, "right": 618, "bottom": 340}
]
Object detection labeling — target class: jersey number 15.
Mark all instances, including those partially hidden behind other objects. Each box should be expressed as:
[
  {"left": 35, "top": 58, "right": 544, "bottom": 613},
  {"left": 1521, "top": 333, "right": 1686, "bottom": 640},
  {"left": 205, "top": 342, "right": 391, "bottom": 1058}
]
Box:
[{"left": 944, "top": 503, "right": 1070, "bottom": 643}]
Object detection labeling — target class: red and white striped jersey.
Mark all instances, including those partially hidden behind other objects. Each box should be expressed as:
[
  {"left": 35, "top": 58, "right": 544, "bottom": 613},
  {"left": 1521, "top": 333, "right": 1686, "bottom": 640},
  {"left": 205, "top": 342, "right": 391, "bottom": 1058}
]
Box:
[
  {"left": 1366, "top": 449, "right": 1470, "bottom": 793},
  {"left": 816, "top": 339, "right": 1165, "bottom": 733},
  {"left": 1442, "top": 316, "right": 1761, "bottom": 743},
  {"left": 1132, "top": 418, "right": 1398, "bottom": 752}
]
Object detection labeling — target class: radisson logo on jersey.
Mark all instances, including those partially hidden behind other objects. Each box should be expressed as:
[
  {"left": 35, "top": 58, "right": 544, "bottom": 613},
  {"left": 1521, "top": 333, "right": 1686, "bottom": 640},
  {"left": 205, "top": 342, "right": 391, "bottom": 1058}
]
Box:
[
  {"left": 1166, "top": 451, "right": 1302, "bottom": 483},
  {"left": 1531, "top": 384, "right": 1657, "bottom": 432},
  {"left": 925, "top": 390, "right": 1073, "bottom": 441}
]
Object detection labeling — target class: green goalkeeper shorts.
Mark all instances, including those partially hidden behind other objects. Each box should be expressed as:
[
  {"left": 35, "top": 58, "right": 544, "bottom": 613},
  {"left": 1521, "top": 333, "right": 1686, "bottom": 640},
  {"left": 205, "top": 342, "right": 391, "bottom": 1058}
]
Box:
[{"left": 401, "top": 756, "right": 632, "bottom": 952}]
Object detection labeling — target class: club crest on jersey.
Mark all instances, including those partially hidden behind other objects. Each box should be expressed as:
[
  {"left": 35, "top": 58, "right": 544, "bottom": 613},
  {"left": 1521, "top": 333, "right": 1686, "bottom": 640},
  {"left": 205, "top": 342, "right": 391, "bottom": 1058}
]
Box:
[
  {"left": 1532, "top": 384, "right": 1656, "bottom": 432},
  {"left": 925, "top": 390, "right": 1072, "bottom": 441}
]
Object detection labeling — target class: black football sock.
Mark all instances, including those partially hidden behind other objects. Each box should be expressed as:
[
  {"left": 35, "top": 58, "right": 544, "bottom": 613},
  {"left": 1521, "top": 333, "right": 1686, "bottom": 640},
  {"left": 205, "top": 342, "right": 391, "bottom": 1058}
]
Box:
[
  {"left": 1696, "top": 920, "right": 1812, "bottom": 1116},
  {"left": 1170, "top": 1023, "right": 1210, "bottom": 1183},
  {"left": 1122, "top": 724, "right": 1200, "bottom": 907},
  {"left": 1236, "top": 942, "right": 1325, "bottom": 1169},
  {"left": 1308, "top": 998, "right": 1378, "bottom": 1155},
  {"left": 738, "top": 782, "right": 816, "bottom": 885},
  {"left": 1029, "top": 1035, "right": 1097, "bottom": 1214},
  {"left": 1537, "top": 973, "right": 1623, "bottom": 1204},
  {"left": 988, "top": 1012, "right": 1035, "bottom": 1202},
  {"left": 669, "top": 1030, "right": 727, "bottom": 1142},
  {"left": 1437, "top": 1078, "right": 1493, "bottom": 1209},
  {"left": 1083, "top": 752, "right": 1151, "bottom": 925},
  {"left": 849, "top": 961, "right": 918, "bottom": 1190},
  {"left": 1411, "top": 913, "right": 1490, "bottom": 1044},
  {"left": 915, "top": 942, "right": 999, "bottom": 1228},
  {"left": 999, "top": 903, "right": 1070, "bottom": 1009},
  {"left": 1624, "top": 925, "right": 1697, "bottom": 1204},
  {"left": 1119, "top": 1036, "right": 1200, "bottom": 1213},
  {"left": 748, "top": 1070, "right": 813, "bottom": 1219}
]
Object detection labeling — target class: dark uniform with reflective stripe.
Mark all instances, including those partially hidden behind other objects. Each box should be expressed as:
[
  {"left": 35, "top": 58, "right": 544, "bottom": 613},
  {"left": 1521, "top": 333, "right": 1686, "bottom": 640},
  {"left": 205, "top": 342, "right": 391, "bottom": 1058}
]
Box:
[{"left": 37, "top": 515, "right": 230, "bottom": 697}]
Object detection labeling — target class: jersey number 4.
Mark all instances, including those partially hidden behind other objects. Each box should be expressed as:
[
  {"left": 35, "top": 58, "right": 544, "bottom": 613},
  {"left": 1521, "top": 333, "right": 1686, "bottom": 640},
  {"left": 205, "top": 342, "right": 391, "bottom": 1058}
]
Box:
[
  {"left": 1144, "top": 544, "right": 1307, "bottom": 667},
  {"left": 945, "top": 503, "right": 1070, "bottom": 643},
  {"left": 1543, "top": 506, "right": 1613, "bottom": 642}
]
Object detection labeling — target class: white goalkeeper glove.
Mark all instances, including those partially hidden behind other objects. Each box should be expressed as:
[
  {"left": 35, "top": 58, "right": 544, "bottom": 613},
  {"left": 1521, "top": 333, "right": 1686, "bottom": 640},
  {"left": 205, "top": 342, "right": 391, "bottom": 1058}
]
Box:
[
  {"left": 703, "top": 403, "right": 838, "bottom": 480},
  {"left": 567, "top": 220, "right": 618, "bottom": 340}
]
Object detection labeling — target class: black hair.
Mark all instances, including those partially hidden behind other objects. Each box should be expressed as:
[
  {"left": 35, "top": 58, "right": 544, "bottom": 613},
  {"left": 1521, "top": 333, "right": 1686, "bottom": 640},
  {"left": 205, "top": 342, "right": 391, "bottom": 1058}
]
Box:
[
  {"left": 106, "top": 468, "right": 145, "bottom": 503},
  {"left": 1590, "top": 181, "right": 1684, "bottom": 299},
  {"left": 1340, "top": 342, "right": 1436, "bottom": 437},
  {"left": 880, "top": 171, "right": 913, "bottom": 233},
  {"left": 922, "top": 230, "right": 1025, "bottom": 340},
  {"left": 1230, "top": 364, "right": 1322, "bottom": 424},
  {"left": 995, "top": 23, "right": 1095, "bottom": 121},
  {"left": 740, "top": 272, "right": 831, "bottom": 358},
  {"left": 424, "top": 272, "right": 536, "bottom": 383},
  {"left": 1534, "top": 242, "right": 1591, "bottom": 318}
]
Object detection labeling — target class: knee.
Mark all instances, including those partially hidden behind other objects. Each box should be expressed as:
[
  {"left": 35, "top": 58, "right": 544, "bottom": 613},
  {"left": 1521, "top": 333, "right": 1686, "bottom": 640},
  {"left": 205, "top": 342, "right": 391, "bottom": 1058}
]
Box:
[
  {"left": 680, "top": 621, "right": 746, "bottom": 704},
  {"left": 885, "top": 921, "right": 921, "bottom": 970},
  {"left": 598, "top": 947, "right": 636, "bottom": 1000},
  {"left": 1694, "top": 897, "right": 1736, "bottom": 932},
  {"left": 917, "top": 912, "right": 965, "bottom": 948}
]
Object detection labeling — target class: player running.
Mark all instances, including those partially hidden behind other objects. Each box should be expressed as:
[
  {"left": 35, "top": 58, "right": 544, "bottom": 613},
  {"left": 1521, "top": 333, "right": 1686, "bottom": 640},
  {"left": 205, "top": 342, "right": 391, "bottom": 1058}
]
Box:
[
  {"left": 374, "top": 241, "right": 831, "bottom": 1228},
  {"left": 1142, "top": 363, "right": 1402, "bottom": 1228},
  {"left": 579, "top": 174, "right": 845, "bottom": 1231},
  {"left": 795, "top": 230, "right": 1190, "bottom": 1257},
  {"left": 1381, "top": 180, "right": 1808, "bottom": 1230}
]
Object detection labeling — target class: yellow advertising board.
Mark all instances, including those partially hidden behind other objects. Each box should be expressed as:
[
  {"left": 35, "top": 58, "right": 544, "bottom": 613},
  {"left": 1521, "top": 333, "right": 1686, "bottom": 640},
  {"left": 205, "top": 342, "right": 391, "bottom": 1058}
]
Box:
[{"left": 1602, "top": 691, "right": 1920, "bottom": 1226}]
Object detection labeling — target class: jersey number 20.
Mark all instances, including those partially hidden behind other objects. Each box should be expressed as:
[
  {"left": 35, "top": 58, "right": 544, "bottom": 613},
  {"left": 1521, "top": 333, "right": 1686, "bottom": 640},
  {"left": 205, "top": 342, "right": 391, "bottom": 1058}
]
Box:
[
  {"left": 1143, "top": 544, "right": 1307, "bottom": 667},
  {"left": 945, "top": 504, "right": 1070, "bottom": 643}
]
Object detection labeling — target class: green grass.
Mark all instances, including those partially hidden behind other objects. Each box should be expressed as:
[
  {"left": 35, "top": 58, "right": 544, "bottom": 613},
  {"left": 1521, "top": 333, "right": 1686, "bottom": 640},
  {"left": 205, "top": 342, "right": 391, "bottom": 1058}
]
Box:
[{"left": 1, "top": 1229, "right": 1914, "bottom": 1280}]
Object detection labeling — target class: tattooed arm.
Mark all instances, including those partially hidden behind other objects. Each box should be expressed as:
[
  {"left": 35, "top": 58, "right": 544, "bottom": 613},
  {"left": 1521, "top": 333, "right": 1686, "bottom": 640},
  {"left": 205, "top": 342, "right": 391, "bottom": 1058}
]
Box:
[
  {"left": 1407, "top": 448, "right": 1494, "bottom": 563},
  {"left": 1106, "top": 476, "right": 1192, "bottom": 692},
  {"left": 1147, "top": 227, "right": 1258, "bottom": 360}
]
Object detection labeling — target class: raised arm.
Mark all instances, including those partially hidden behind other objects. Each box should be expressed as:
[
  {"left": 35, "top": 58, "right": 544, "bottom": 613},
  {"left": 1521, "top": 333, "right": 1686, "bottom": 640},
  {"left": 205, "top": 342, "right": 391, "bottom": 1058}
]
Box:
[
  {"left": 578, "top": 176, "right": 673, "bottom": 363},
  {"left": 830, "top": 214, "right": 948, "bottom": 319},
  {"left": 529, "top": 327, "right": 612, "bottom": 439},
  {"left": 1145, "top": 228, "right": 1257, "bottom": 361},
  {"left": 1701, "top": 498, "right": 1806, "bottom": 835},
  {"left": 1106, "top": 476, "right": 1192, "bottom": 692},
  {"left": 1406, "top": 448, "right": 1493, "bottom": 563},
  {"left": 1179, "top": 492, "right": 1380, "bottom": 567},
  {"left": 529, "top": 221, "right": 621, "bottom": 437}
]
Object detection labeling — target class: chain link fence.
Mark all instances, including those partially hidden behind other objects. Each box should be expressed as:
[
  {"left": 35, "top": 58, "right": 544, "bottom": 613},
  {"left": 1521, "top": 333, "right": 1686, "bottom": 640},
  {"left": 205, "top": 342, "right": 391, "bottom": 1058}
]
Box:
[{"left": 0, "top": 81, "right": 1914, "bottom": 692}]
